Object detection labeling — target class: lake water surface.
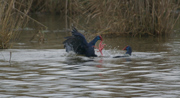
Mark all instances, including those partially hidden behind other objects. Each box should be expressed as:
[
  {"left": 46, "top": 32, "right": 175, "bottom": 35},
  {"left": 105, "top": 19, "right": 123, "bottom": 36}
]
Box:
[{"left": 0, "top": 14, "right": 180, "bottom": 97}]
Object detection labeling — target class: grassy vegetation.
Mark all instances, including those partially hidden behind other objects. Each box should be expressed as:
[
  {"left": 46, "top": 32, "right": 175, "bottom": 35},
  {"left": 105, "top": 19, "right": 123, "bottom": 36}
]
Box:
[
  {"left": 29, "top": 0, "right": 180, "bottom": 36},
  {"left": 1, "top": 0, "right": 180, "bottom": 48},
  {"left": 30, "top": 0, "right": 82, "bottom": 14},
  {"left": 0, "top": 0, "right": 48, "bottom": 49},
  {"left": 79, "top": 0, "right": 180, "bottom": 36},
  {"left": 0, "top": 0, "right": 32, "bottom": 48}
]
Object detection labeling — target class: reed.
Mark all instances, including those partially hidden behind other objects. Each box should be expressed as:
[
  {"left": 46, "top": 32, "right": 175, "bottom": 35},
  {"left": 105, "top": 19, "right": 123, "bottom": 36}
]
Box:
[
  {"left": 77, "top": 0, "right": 180, "bottom": 36},
  {"left": 5, "top": 0, "right": 178, "bottom": 37},
  {"left": 0, "top": 0, "right": 48, "bottom": 49},
  {"left": 30, "top": 0, "right": 82, "bottom": 14},
  {"left": 0, "top": 0, "right": 33, "bottom": 49},
  {"left": 1, "top": 0, "right": 179, "bottom": 48}
]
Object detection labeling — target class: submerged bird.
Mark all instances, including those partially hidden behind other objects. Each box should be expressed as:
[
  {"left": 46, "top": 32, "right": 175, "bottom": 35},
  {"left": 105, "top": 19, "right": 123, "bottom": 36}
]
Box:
[
  {"left": 63, "top": 27, "right": 103, "bottom": 57},
  {"left": 113, "top": 46, "right": 132, "bottom": 58}
]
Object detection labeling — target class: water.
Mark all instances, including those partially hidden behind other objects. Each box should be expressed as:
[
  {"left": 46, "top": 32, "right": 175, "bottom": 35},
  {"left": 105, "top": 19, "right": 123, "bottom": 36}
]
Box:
[{"left": 0, "top": 14, "right": 180, "bottom": 97}]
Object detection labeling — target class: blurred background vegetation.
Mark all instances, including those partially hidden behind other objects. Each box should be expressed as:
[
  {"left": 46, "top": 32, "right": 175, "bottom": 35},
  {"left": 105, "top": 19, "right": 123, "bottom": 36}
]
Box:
[{"left": 1, "top": 0, "right": 180, "bottom": 48}]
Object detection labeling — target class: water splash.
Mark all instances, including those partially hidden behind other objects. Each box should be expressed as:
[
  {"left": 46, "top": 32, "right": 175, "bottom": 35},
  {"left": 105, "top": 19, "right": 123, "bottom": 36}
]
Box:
[{"left": 94, "top": 40, "right": 106, "bottom": 56}]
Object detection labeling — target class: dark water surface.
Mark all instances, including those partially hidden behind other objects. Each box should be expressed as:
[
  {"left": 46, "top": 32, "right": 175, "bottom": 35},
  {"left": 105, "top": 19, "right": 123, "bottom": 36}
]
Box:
[{"left": 0, "top": 14, "right": 180, "bottom": 97}]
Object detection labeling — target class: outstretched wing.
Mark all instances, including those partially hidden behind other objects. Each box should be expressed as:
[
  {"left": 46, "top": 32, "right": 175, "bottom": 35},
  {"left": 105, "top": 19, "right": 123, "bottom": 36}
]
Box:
[
  {"left": 63, "top": 28, "right": 88, "bottom": 55},
  {"left": 71, "top": 27, "right": 88, "bottom": 46},
  {"left": 63, "top": 36, "right": 86, "bottom": 55}
]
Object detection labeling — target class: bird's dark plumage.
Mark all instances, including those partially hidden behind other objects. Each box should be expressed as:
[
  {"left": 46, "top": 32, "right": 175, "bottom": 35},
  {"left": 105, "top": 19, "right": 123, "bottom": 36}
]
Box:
[
  {"left": 113, "top": 46, "right": 132, "bottom": 58},
  {"left": 63, "top": 27, "right": 102, "bottom": 57}
]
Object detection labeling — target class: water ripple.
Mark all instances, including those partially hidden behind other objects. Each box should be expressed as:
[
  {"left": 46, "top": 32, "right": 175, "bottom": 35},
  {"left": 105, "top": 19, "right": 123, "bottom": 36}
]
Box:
[{"left": 0, "top": 49, "right": 180, "bottom": 97}]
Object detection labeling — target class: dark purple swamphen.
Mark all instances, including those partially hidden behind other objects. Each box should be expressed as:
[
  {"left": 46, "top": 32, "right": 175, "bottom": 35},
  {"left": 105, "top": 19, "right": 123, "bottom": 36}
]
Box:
[
  {"left": 63, "top": 27, "right": 103, "bottom": 57},
  {"left": 113, "top": 46, "right": 132, "bottom": 58}
]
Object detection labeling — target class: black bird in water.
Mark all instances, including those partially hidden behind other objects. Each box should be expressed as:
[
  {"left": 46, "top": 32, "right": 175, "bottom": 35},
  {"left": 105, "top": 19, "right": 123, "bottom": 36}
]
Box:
[
  {"left": 113, "top": 46, "right": 132, "bottom": 58},
  {"left": 63, "top": 27, "right": 103, "bottom": 57}
]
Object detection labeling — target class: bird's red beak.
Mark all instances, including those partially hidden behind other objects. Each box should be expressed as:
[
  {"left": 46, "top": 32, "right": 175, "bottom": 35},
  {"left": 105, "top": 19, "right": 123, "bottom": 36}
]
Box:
[
  {"left": 99, "top": 36, "right": 103, "bottom": 41},
  {"left": 123, "top": 46, "right": 128, "bottom": 50}
]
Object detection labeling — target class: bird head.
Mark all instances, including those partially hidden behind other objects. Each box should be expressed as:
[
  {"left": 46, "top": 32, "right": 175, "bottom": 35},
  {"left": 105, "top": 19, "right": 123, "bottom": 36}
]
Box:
[
  {"left": 123, "top": 46, "right": 132, "bottom": 56},
  {"left": 97, "top": 35, "right": 103, "bottom": 41}
]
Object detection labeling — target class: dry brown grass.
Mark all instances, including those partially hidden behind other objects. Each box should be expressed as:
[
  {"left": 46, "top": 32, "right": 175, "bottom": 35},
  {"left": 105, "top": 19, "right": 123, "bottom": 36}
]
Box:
[
  {"left": 29, "top": 0, "right": 180, "bottom": 36},
  {"left": 30, "top": 0, "right": 83, "bottom": 14},
  {"left": 18, "top": 0, "right": 180, "bottom": 36},
  {"left": 76, "top": 0, "right": 180, "bottom": 36},
  {"left": 0, "top": 0, "right": 33, "bottom": 48},
  {"left": 0, "top": 0, "right": 48, "bottom": 49},
  {"left": 1, "top": 0, "right": 179, "bottom": 49}
]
